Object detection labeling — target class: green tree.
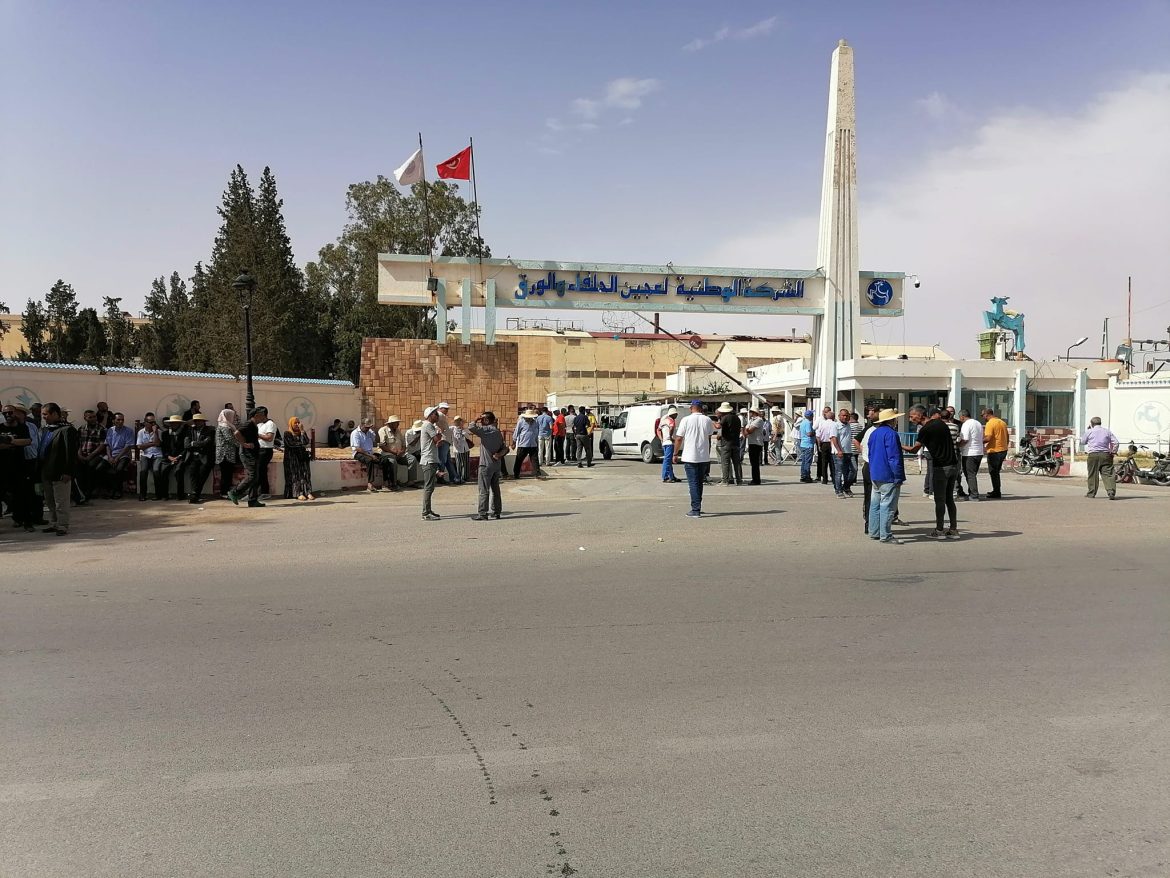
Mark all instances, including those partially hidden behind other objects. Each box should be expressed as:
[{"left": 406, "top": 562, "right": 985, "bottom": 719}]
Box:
[
  {"left": 74, "top": 307, "right": 107, "bottom": 365},
  {"left": 102, "top": 297, "right": 137, "bottom": 366},
  {"left": 0, "top": 300, "right": 9, "bottom": 347},
  {"left": 18, "top": 298, "right": 51, "bottom": 361},
  {"left": 44, "top": 279, "right": 80, "bottom": 362},
  {"left": 137, "top": 273, "right": 190, "bottom": 369},
  {"left": 307, "top": 177, "right": 488, "bottom": 383}
]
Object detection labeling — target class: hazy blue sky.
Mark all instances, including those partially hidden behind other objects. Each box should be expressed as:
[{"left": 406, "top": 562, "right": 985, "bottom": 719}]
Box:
[{"left": 2, "top": 0, "right": 1168, "bottom": 359}]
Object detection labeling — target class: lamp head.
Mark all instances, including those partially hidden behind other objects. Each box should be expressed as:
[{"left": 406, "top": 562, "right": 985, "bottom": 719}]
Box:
[
  {"left": 231, "top": 272, "right": 256, "bottom": 294},
  {"left": 1073, "top": 336, "right": 1089, "bottom": 346}
]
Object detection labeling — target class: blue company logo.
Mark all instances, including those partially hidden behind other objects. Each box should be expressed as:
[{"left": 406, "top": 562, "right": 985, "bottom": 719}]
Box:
[
  {"left": 156, "top": 394, "right": 192, "bottom": 418},
  {"left": 0, "top": 386, "right": 41, "bottom": 410},
  {"left": 284, "top": 396, "right": 317, "bottom": 429},
  {"left": 866, "top": 279, "right": 895, "bottom": 307}
]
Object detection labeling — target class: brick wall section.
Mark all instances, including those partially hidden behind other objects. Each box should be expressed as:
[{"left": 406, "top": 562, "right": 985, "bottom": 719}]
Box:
[{"left": 359, "top": 339, "right": 520, "bottom": 434}]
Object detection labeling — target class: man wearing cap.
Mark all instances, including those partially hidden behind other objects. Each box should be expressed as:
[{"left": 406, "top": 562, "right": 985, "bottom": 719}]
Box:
[
  {"left": 659, "top": 406, "right": 680, "bottom": 483},
  {"left": 797, "top": 410, "right": 816, "bottom": 481},
  {"left": 512, "top": 408, "right": 542, "bottom": 479},
  {"left": 184, "top": 413, "right": 216, "bottom": 503},
  {"left": 351, "top": 418, "right": 394, "bottom": 492},
  {"left": 866, "top": 408, "right": 906, "bottom": 543},
  {"left": 674, "top": 400, "right": 715, "bottom": 517},
  {"left": 715, "top": 402, "right": 742, "bottom": 486},
  {"left": 468, "top": 410, "right": 508, "bottom": 520},
  {"left": 159, "top": 414, "right": 188, "bottom": 500},
  {"left": 378, "top": 415, "right": 415, "bottom": 488},
  {"left": 436, "top": 403, "right": 462, "bottom": 485},
  {"left": 451, "top": 416, "right": 471, "bottom": 484},
  {"left": 420, "top": 406, "right": 445, "bottom": 520},
  {"left": 227, "top": 406, "right": 268, "bottom": 508},
  {"left": 743, "top": 407, "right": 767, "bottom": 485}
]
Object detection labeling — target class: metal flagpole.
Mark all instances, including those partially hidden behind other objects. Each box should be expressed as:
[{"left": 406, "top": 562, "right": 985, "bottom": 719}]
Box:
[
  {"left": 469, "top": 136, "right": 485, "bottom": 284},
  {"left": 418, "top": 132, "right": 434, "bottom": 261}
]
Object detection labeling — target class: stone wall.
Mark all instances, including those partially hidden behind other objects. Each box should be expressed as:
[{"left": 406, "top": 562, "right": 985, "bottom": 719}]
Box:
[{"left": 359, "top": 339, "right": 519, "bottom": 431}]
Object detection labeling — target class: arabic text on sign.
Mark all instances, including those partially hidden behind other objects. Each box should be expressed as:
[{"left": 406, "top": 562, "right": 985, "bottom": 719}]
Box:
[{"left": 513, "top": 272, "right": 805, "bottom": 302}]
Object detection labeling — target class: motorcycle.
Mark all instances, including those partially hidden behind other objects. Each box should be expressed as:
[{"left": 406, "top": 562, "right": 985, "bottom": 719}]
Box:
[
  {"left": 1117, "top": 444, "right": 1170, "bottom": 486},
  {"left": 1011, "top": 433, "right": 1065, "bottom": 476}
]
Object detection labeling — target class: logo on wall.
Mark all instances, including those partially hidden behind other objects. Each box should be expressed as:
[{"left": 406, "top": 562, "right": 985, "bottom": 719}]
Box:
[
  {"left": 285, "top": 396, "right": 317, "bottom": 429},
  {"left": 866, "top": 279, "right": 894, "bottom": 308},
  {"left": 156, "top": 394, "right": 192, "bottom": 419},
  {"left": 1134, "top": 400, "right": 1169, "bottom": 437},
  {"left": 0, "top": 386, "right": 41, "bottom": 410}
]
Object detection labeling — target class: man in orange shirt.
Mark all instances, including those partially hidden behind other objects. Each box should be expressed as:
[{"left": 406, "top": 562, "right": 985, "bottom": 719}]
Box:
[{"left": 982, "top": 407, "right": 1010, "bottom": 498}]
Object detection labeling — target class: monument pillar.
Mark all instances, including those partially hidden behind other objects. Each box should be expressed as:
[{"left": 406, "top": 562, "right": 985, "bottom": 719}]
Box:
[{"left": 811, "top": 39, "right": 860, "bottom": 404}]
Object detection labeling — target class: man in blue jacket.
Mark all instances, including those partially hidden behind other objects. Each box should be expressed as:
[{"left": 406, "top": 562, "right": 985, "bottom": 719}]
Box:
[{"left": 865, "top": 408, "right": 906, "bottom": 544}]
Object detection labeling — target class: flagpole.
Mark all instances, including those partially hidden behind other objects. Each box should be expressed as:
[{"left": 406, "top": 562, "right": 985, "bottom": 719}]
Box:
[
  {"left": 418, "top": 132, "right": 434, "bottom": 263},
  {"left": 469, "top": 136, "right": 484, "bottom": 285}
]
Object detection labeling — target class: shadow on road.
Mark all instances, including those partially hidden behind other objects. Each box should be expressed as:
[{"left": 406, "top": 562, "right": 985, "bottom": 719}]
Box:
[{"left": 700, "top": 509, "right": 785, "bottom": 518}]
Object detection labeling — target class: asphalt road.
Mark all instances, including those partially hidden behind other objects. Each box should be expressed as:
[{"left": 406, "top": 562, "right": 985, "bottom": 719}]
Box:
[{"left": 3, "top": 458, "right": 1168, "bottom": 877}]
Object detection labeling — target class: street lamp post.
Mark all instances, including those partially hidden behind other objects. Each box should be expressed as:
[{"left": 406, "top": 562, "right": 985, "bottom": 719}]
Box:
[
  {"left": 231, "top": 272, "right": 257, "bottom": 414},
  {"left": 1065, "top": 336, "right": 1089, "bottom": 361}
]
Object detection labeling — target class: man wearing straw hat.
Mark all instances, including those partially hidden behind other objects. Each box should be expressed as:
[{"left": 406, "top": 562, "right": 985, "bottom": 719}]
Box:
[
  {"left": 378, "top": 415, "right": 415, "bottom": 488},
  {"left": 512, "top": 408, "right": 541, "bottom": 479},
  {"left": 715, "top": 402, "right": 742, "bottom": 486},
  {"left": 865, "top": 407, "right": 907, "bottom": 544}
]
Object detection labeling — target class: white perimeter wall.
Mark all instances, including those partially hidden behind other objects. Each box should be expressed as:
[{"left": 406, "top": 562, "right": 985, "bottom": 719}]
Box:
[
  {"left": 0, "top": 364, "right": 360, "bottom": 432},
  {"left": 1085, "top": 379, "right": 1170, "bottom": 450}
]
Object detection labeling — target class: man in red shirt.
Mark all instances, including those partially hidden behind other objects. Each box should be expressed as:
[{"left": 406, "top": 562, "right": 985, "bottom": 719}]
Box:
[{"left": 551, "top": 408, "right": 567, "bottom": 466}]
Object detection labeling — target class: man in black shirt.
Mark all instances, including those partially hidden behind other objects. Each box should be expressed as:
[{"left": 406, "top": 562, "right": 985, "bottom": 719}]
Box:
[
  {"left": 715, "top": 402, "right": 743, "bottom": 485},
  {"left": 572, "top": 407, "right": 593, "bottom": 469},
  {"left": 228, "top": 406, "right": 268, "bottom": 508},
  {"left": 905, "top": 405, "right": 959, "bottom": 538}
]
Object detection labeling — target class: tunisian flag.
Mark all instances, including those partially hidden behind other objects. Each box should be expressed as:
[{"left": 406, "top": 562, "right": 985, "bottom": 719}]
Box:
[{"left": 436, "top": 146, "right": 472, "bottom": 180}]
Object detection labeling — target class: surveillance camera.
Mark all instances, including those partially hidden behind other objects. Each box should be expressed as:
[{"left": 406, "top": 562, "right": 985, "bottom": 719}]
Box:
[{"left": 911, "top": 275, "right": 921, "bottom": 289}]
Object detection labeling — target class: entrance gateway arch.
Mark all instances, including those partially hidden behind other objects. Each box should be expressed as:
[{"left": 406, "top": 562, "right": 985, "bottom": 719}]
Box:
[{"left": 378, "top": 40, "right": 905, "bottom": 407}]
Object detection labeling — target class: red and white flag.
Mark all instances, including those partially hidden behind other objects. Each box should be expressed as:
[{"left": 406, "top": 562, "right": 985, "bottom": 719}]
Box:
[
  {"left": 393, "top": 148, "right": 425, "bottom": 185},
  {"left": 436, "top": 146, "right": 472, "bottom": 180}
]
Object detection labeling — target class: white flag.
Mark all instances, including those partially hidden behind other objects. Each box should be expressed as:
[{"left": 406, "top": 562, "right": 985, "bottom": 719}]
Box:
[{"left": 393, "top": 148, "right": 424, "bottom": 185}]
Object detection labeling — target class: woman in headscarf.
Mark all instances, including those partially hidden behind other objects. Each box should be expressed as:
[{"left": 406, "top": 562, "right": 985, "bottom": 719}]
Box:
[
  {"left": 282, "top": 416, "right": 315, "bottom": 501},
  {"left": 214, "top": 408, "right": 240, "bottom": 499}
]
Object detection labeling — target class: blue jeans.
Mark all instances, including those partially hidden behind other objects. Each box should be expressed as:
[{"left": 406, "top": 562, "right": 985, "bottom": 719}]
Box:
[
  {"left": 833, "top": 453, "right": 856, "bottom": 494},
  {"left": 799, "top": 445, "right": 814, "bottom": 479},
  {"left": 661, "top": 443, "right": 676, "bottom": 480},
  {"left": 868, "top": 481, "right": 901, "bottom": 541},
  {"left": 438, "top": 442, "right": 461, "bottom": 483},
  {"left": 683, "top": 462, "right": 705, "bottom": 513}
]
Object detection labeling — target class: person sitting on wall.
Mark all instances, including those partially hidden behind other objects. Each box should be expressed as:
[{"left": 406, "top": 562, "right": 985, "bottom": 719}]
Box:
[
  {"left": 378, "top": 415, "right": 416, "bottom": 488},
  {"left": 103, "top": 412, "right": 135, "bottom": 499},
  {"left": 159, "top": 415, "right": 188, "bottom": 500},
  {"left": 351, "top": 418, "right": 395, "bottom": 492},
  {"left": 184, "top": 413, "right": 216, "bottom": 503},
  {"left": 327, "top": 419, "right": 342, "bottom": 448},
  {"left": 181, "top": 400, "right": 202, "bottom": 422},
  {"left": 75, "top": 409, "right": 110, "bottom": 503}
]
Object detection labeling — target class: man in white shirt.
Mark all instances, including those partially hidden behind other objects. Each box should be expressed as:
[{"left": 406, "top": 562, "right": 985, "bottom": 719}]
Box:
[
  {"left": 256, "top": 411, "right": 277, "bottom": 499},
  {"left": 768, "top": 407, "right": 786, "bottom": 464},
  {"left": 814, "top": 405, "right": 837, "bottom": 485},
  {"left": 957, "top": 409, "right": 985, "bottom": 500},
  {"left": 673, "top": 400, "right": 715, "bottom": 518},
  {"left": 658, "top": 407, "right": 679, "bottom": 483}
]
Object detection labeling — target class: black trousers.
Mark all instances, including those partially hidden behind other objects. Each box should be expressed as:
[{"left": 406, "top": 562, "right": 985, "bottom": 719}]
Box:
[
  {"left": 861, "top": 461, "right": 872, "bottom": 532},
  {"left": 187, "top": 457, "right": 214, "bottom": 499},
  {"left": 986, "top": 451, "right": 1007, "bottom": 495},
  {"left": 108, "top": 456, "right": 133, "bottom": 495},
  {"left": 513, "top": 445, "right": 540, "bottom": 478},
  {"left": 78, "top": 457, "right": 110, "bottom": 500},
  {"left": 233, "top": 451, "right": 261, "bottom": 500},
  {"left": 577, "top": 435, "right": 594, "bottom": 466},
  {"left": 747, "top": 444, "right": 763, "bottom": 484},
  {"left": 960, "top": 455, "right": 982, "bottom": 497},
  {"left": 553, "top": 436, "right": 565, "bottom": 463},
  {"left": 8, "top": 459, "right": 36, "bottom": 525},
  {"left": 931, "top": 463, "right": 959, "bottom": 530},
  {"left": 816, "top": 441, "right": 832, "bottom": 482},
  {"left": 257, "top": 448, "right": 274, "bottom": 494},
  {"left": 354, "top": 450, "right": 394, "bottom": 486},
  {"left": 218, "top": 460, "right": 236, "bottom": 495}
]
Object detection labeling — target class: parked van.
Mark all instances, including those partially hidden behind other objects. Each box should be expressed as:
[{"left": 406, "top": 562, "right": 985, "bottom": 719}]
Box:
[{"left": 603, "top": 403, "right": 679, "bottom": 463}]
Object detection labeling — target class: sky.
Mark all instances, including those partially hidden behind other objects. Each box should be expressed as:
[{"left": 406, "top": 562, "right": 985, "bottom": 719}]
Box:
[{"left": 2, "top": 0, "right": 1169, "bottom": 361}]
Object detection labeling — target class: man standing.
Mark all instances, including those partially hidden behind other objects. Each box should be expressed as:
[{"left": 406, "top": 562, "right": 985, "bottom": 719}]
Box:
[
  {"left": 37, "top": 403, "right": 78, "bottom": 536},
  {"left": 181, "top": 400, "right": 202, "bottom": 422},
  {"left": 436, "top": 402, "right": 462, "bottom": 485},
  {"left": 468, "top": 410, "right": 508, "bottom": 520},
  {"left": 769, "top": 407, "right": 786, "bottom": 464},
  {"left": 573, "top": 407, "right": 593, "bottom": 469},
  {"left": 351, "top": 418, "right": 394, "bottom": 492},
  {"left": 565, "top": 405, "right": 578, "bottom": 462},
  {"left": 512, "top": 408, "right": 542, "bottom": 479},
  {"left": 420, "top": 406, "right": 445, "bottom": 520},
  {"left": 1082, "top": 416, "right": 1119, "bottom": 499},
  {"left": 104, "top": 412, "right": 135, "bottom": 498},
  {"left": 983, "top": 408, "right": 1010, "bottom": 498},
  {"left": 957, "top": 410, "right": 985, "bottom": 500},
  {"left": 907, "top": 405, "right": 960, "bottom": 539},
  {"left": 744, "top": 407, "right": 767, "bottom": 486},
  {"left": 830, "top": 407, "right": 856, "bottom": 498},
  {"left": 227, "top": 406, "right": 269, "bottom": 508},
  {"left": 1, "top": 403, "right": 36, "bottom": 531},
  {"left": 552, "top": 408, "right": 567, "bottom": 466},
  {"left": 136, "top": 413, "right": 164, "bottom": 501},
  {"left": 798, "top": 410, "right": 816, "bottom": 482},
  {"left": 256, "top": 409, "right": 277, "bottom": 499},
  {"left": 814, "top": 405, "right": 836, "bottom": 485},
  {"left": 866, "top": 408, "right": 906, "bottom": 544},
  {"left": 715, "top": 402, "right": 742, "bottom": 485},
  {"left": 536, "top": 407, "right": 554, "bottom": 467},
  {"left": 674, "top": 400, "right": 715, "bottom": 518},
  {"left": 659, "top": 406, "right": 680, "bottom": 483},
  {"left": 184, "top": 413, "right": 216, "bottom": 503}
]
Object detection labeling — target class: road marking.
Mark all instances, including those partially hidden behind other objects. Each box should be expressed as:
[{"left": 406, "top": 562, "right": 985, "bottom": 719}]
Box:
[
  {"left": 655, "top": 734, "right": 781, "bottom": 754},
  {"left": 186, "top": 763, "right": 352, "bottom": 791},
  {"left": 0, "top": 779, "right": 107, "bottom": 803},
  {"left": 1049, "top": 711, "right": 1164, "bottom": 731},
  {"left": 860, "top": 722, "right": 987, "bottom": 742},
  {"left": 433, "top": 745, "right": 580, "bottom": 772}
]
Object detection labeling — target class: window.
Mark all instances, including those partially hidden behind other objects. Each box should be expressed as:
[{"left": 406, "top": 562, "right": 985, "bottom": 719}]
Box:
[
  {"left": 908, "top": 391, "right": 947, "bottom": 410},
  {"left": 1027, "top": 392, "right": 1072, "bottom": 428},
  {"left": 961, "top": 390, "right": 1015, "bottom": 428},
  {"left": 611, "top": 412, "right": 627, "bottom": 429}
]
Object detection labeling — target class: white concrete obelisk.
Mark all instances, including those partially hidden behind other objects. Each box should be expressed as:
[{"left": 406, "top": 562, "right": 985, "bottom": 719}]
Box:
[{"left": 811, "top": 39, "right": 860, "bottom": 406}]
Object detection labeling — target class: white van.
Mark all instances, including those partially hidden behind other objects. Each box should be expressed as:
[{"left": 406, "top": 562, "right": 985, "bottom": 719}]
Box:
[{"left": 604, "top": 403, "right": 679, "bottom": 463}]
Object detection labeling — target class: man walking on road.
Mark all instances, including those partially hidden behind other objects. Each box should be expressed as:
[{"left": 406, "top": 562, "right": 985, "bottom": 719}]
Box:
[
  {"left": 982, "top": 408, "right": 1009, "bottom": 498},
  {"left": 1082, "top": 416, "right": 1119, "bottom": 499},
  {"left": 674, "top": 400, "right": 714, "bottom": 517}
]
